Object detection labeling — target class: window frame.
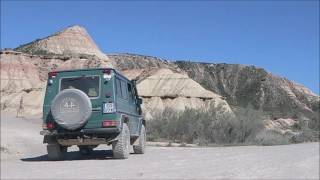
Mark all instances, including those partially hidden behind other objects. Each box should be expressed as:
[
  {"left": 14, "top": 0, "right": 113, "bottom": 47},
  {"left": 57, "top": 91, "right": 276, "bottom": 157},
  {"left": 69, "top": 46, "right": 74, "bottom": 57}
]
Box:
[{"left": 59, "top": 75, "right": 101, "bottom": 99}]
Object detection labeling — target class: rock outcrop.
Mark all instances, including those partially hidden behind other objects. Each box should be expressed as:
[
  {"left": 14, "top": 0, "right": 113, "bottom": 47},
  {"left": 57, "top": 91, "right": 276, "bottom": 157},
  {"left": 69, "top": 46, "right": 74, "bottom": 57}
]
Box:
[
  {"left": 0, "top": 50, "right": 111, "bottom": 116},
  {"left": 135, "top": 68, "right": 232, "bottom": 119},
  {"left": 137, "top": 68, "right": 218, "bottom": 98},
  {"left": 102, "top": 53, "right": 234, "bottom": 119}
]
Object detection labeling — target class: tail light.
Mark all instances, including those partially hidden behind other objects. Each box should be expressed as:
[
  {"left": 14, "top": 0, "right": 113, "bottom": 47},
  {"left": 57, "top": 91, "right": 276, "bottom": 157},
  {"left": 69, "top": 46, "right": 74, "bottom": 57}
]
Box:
[
  {"left": 103, "top": 69, "right": 111, "bottom": 74},
  {"left": 48, "top": 71, "right": 58, "bottom": 85},
  {"left": 103, "top": 69, "right": 112, "bottom": 80},
  {"left": 43, "top": 122, "right": 55, "bottom": 130},
  {"left": 48, "top": 71, "right": 58, "bottom": 78},
  {"left": 102, "top": 120, "right": 118, "bottom": 127}
]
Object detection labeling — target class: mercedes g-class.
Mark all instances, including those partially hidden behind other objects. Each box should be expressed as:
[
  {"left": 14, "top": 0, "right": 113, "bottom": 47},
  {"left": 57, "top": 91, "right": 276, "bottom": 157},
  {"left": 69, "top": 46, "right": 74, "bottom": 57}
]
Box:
[{"left": 40, "top": 68, "right": 145, "bottom": 160}]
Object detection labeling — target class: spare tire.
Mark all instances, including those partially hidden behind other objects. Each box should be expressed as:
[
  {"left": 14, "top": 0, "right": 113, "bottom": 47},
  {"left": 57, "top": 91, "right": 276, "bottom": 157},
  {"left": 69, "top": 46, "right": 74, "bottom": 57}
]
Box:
[{"left": 51, "top": 89, "right": 92, "bottom": 130}]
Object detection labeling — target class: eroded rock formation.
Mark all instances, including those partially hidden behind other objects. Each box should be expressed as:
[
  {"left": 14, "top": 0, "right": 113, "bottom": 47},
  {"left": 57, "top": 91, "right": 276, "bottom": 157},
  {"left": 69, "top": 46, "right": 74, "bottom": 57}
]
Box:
[
  {"left": 135, "top": 68, "right": 232, "bottom": 119},
  {"left": 1, "top": 25, "right": 318, "bottom": 132},
  {"left": 15, "top": 25, "right": 108, "bottom": 60}
]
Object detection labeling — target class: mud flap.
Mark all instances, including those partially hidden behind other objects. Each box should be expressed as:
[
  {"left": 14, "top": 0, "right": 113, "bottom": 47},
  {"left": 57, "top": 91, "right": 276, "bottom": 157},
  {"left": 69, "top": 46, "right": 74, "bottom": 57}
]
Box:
[{"left": 43, "top": 135, "right": 57, "bottom": 144}]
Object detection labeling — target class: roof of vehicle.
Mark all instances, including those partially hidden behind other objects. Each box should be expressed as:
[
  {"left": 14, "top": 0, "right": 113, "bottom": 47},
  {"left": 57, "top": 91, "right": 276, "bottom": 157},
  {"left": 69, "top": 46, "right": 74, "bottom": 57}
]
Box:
[{"left": 50, "top": 68, "right": 132, "bottom": 82}]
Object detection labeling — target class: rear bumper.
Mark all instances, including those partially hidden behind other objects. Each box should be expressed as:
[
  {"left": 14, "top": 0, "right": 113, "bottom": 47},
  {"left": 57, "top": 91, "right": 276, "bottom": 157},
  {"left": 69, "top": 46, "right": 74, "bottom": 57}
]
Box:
[
  {"left": 41, "top": 128, "right": 121, "bottom": 145},
  {"left": 40, "top": 127, "right": 120, "bottom": 136},
  {"left": 84, "top": 128, "right": 120, "bottom": 134}
]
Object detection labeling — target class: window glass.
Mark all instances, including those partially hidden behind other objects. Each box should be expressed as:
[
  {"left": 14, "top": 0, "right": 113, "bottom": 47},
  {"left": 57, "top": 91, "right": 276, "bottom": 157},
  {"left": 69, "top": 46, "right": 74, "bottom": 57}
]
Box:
[
  {"left": 128, "top": 83, "right": 133, "bottom": 100},
  {"left": 116, "top": 78, "right": 122, "bottom": 98},
  {"left": 121, "top": 81, "right": 128, "bottom": 99},
  {"left": 60, "top": 76, "right": 100, "bottom": 98},
  {"left": 128, "top": 83, "right": 132, "bottom": 92}
]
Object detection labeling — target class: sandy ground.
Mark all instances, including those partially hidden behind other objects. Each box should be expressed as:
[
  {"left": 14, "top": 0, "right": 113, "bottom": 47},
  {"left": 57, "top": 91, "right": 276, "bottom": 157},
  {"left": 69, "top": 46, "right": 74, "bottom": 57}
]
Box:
[{"left": 1, "top": 115, "right": 319, "bottom": 180}]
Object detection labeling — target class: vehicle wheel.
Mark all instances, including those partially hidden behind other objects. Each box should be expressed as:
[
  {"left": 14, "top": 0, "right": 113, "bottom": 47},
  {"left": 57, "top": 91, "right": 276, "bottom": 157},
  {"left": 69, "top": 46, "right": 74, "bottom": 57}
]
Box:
[
  {"left": 112, "top": 123, "right": 130, "bottom": 159},
  {"left": 133, "top": 124, "right": 146, "bottom": 154},
  {"left": 47, "top": 143, "right": 64, "bottom": 161},
  {"left": 78, "top": 145, "right": 93, "bottom": 155}
]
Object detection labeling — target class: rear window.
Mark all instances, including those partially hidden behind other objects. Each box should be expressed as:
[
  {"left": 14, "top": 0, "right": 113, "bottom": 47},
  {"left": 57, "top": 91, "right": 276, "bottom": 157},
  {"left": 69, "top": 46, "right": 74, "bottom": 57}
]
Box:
[{"left": 60, "top": 76, "right": 100, "bottom": 98}]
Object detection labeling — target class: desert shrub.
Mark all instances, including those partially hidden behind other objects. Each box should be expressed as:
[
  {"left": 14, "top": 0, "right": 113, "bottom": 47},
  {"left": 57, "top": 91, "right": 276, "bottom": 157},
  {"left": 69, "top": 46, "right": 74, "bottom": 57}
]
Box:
[
  {"left": 308, "top": 112, "right": 320, "bottom": 131},
  {"left": 147, "top": 108, "right": 178, "bottom": 141},
  {"left": 290, "top": 116, "right": 320, "bottom": 143},
  {"left": 290, "top": 129, "right": 319, "bottom": 143},
  {"left": 147, "top": 105, "right": 266, "bottom": 145},
  {"left": 253, "top": 129, "right": 290, "bottom": 146},
  {"left": 292, "top": 121, "right": 302, "bottom": 130},
  {"left": 231, "top": 107, "right": 265, "bottom": 143},
  {"left": 289, "top": 115, "right": 320, "bottom": 142}
]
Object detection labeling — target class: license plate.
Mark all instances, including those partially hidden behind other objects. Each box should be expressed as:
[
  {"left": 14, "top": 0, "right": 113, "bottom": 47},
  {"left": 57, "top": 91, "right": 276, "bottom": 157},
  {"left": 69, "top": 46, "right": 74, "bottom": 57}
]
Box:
[{"left": 103, "top": 103, "right": 114, "bottom": 113}]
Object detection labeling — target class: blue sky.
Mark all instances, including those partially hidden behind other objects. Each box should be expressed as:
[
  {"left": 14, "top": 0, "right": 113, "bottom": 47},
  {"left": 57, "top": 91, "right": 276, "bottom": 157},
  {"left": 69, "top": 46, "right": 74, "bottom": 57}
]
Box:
[{"left": 1, "top": 1, "right": 319, "bottom": 94}]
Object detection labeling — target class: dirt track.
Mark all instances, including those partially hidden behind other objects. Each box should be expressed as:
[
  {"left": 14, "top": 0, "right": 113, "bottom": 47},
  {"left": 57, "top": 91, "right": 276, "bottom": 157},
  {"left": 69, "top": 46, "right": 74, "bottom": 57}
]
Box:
[{"left": 1, "top": 116, "right": 319, "bottom": 179}]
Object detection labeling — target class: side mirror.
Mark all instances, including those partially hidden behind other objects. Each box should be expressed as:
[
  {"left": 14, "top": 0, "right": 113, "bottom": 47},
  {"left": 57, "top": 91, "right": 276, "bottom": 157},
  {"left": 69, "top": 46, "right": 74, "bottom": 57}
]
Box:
[{"left": 137, "top": 98, "right": 142, "bottom": 105}]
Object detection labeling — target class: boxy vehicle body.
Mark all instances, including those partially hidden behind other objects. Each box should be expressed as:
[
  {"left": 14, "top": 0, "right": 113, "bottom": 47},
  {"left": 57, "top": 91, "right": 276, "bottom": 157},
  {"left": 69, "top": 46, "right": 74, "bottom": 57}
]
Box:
[{"left": 40, "top": 68, "right": 145, "bottom": 160}]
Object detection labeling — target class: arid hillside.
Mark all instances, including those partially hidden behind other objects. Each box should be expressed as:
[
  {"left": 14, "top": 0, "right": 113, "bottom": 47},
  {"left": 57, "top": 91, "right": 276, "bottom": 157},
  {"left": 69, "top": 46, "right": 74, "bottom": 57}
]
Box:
[
  {"left": 175, "top": 61, "right": 319, "bottom": 121},
  {"left": 1, "top": 25, "right": 231, "bottom": 119},
  {"left": 1, "top": 25, "right": 319, "bottom": 141},
  {"left": 108, "top": 54, "right": 319, "bottom": 123}
]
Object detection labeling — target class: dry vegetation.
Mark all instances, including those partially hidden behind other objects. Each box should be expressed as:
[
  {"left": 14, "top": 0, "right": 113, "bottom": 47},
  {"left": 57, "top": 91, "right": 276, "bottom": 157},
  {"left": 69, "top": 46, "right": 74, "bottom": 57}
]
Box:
[{"left": 147, "top": 105, "right": 319, "bottom": 146}]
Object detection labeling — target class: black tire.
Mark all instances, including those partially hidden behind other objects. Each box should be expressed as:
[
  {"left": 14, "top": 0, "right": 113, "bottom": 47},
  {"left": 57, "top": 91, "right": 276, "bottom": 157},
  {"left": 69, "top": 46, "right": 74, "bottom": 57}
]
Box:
[
  {"left": 112, "top": 123, "right": 130, "bottom": 159},
  {"left": 47, "top": 144, "right": 64, "bottom": 161},
  {"left": 61, "top": 146, "right": 68, "bottom": 153},
  {"left": 133, "top": 125, "right": 146, "bottom": 154},
  {"left": 78, "top": 145, "right": 93, "bottom": 155}
]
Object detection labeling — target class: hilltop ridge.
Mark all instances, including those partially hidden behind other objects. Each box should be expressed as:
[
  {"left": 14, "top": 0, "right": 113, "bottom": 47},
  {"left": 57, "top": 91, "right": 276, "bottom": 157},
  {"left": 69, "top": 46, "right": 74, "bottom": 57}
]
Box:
[{"left": 14, "top": 25, "right": 108, "bottom": 59}]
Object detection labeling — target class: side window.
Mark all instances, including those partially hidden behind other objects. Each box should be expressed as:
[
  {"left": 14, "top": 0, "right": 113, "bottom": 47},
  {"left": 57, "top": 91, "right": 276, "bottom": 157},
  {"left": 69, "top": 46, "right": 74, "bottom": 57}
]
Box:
[
  {"left": 116, "top": 78, "right": 122, "bottom": 98},
  {"left": 121, "top": 80, "right": 128, "bottom": 99},
  {"left": 127, "top": 83, "right": 134, "bottom": 100}
]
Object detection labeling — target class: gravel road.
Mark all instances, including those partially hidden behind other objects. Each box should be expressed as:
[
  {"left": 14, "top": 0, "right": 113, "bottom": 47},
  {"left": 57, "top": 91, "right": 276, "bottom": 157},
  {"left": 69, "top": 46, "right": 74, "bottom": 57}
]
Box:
[{"left": 1, "top": 116, "right": 319, "bottom": 179}]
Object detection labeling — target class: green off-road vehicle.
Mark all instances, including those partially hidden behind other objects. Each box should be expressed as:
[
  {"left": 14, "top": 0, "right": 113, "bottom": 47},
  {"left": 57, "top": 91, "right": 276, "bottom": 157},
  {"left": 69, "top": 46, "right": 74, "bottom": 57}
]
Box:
[{"left": 40, "top": 68, "right": 146, "bottom": 160}]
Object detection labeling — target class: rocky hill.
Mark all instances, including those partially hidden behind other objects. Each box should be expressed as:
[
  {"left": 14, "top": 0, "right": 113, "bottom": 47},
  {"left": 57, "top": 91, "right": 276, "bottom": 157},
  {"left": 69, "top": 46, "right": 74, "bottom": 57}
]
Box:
[
  {"left": 1, "top": 25, "right": 231, "bottom": 120},
  {"left": 175, "top": 61, "right": 319, "bottom": 121},
  {"left": 1, "top": 25, "right": 319, "bottom": 136},
  {"left": 14, "top": 25, "right": 108, "bottom": 60},
  {"left": 109, "top": 54, "right": 319, "bottom": 123}
]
